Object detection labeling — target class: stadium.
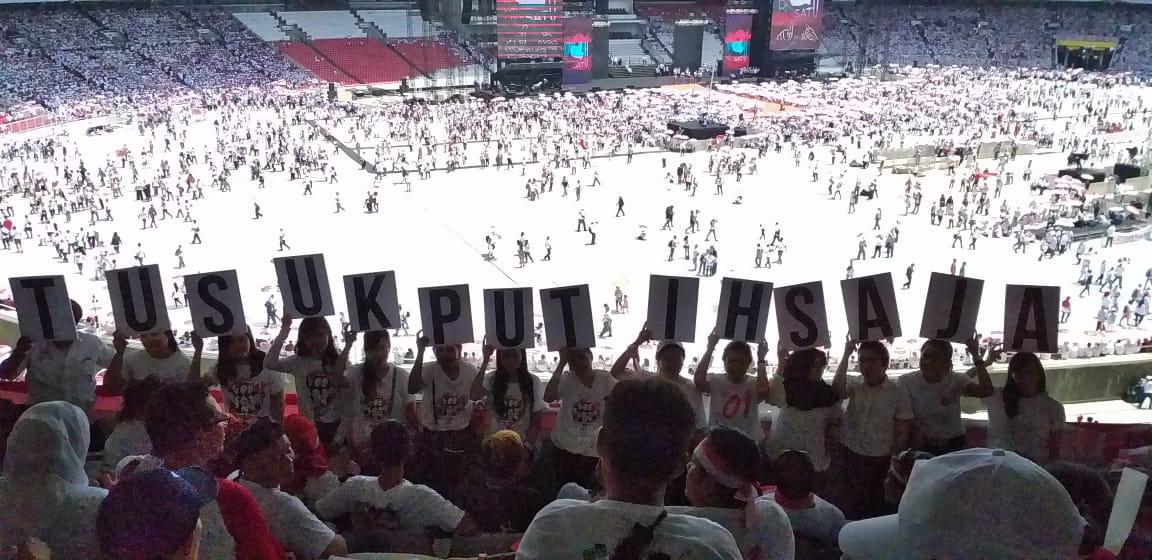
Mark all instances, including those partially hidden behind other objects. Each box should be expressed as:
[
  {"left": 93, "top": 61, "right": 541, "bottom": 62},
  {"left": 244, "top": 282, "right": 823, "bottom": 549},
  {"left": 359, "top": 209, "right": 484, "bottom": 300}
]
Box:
[{"left": 1, "top": 0, "right": 1152, "bottom": 558}]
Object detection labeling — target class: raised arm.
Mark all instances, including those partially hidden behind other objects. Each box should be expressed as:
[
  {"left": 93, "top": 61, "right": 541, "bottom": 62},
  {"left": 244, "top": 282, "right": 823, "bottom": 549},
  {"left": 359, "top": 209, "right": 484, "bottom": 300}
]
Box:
[
  {"left": 0, "top": 336, "right": 32, "bottom": 380},
  {"left": 755, "top": 339, "right": 771, "bottom": 402},
  {"left": 264, "top": 315, "right": 292, "bottom": 370},
  {"left": 694, "top": 330, "right": 720, "bottom": 394},
  {"left": 832, "top": 338, "right": 855, "bottom": 399},
  {"left": 328, "top": 331, "right": 356, "bottom": 389},
  {"left": 407, "top": 333, "right": 428, "bottom": 395},
  {"left": 188, "top": 333, "right": 207, "bottom": 384},
  {"left": 102, "top": 332, "right": 130, "bottom": 395},
  {"left": 964, "top": 338, "right": 997, "bottom": 398},
  {"left": 543, "top": 350, "right": 568, "bottom": 403},
  {"left": 611, "top": 329, "right": 650, "bottom": 380},
  {"left": 470, "top": 340, "right": 494, "bottom": 401}
]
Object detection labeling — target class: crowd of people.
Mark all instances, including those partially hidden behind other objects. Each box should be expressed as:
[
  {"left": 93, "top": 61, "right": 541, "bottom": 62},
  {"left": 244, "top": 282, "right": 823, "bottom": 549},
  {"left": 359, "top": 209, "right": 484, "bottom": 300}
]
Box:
[
  {"left": 0, "top": 307, "right": 1150, "bottom": 559},
  {"left": 0, "top": 5, "right": 314, "bottom": 121},
  {"left": 822, "top": 2, "right": 1152, "bottom": 73},
  {"left": 0, "top": 3, "right": 1151, "bottom": 558}
]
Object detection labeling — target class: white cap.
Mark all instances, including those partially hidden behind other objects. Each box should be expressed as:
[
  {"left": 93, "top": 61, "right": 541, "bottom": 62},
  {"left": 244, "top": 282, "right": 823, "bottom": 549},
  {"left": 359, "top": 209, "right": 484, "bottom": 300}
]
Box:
[{"left": 839, "top": 448, "right": 1084, "bottom": 560}]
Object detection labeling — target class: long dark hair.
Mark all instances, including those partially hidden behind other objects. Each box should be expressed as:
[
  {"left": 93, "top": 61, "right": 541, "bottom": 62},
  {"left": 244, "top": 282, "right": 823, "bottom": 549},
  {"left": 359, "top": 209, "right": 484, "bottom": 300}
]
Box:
[
  {"left": 1003, "top": 351, "right": 1045, "bottom": 419},
  {"left": 216, "top": 331, "right": 265, "bottom": 388},
  {"left": 295, "top": 317, "right": 339, "bottom": 366},
  {"left": 491, "top": 348, "right": 533, "bottom": 417},
  {"left": 781, "top": 348, "right": 840, "bottom": 411},
  {"left": 361, "top": 330, "right": 392, "bottom": 401}
]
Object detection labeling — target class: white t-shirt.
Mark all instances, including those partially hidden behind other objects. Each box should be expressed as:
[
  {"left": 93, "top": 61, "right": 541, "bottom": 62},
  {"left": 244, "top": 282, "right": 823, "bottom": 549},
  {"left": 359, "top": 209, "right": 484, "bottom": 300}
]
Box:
[
  {"left": 300, "top": 471, "right": 342, "bottom": 509},
  {"left": 122, "top": 349, "right": 191, "bottom": 383},
  {"left": 551, "top": 369, "right": 616, "bottom": 457},
  {"left": 518, "top": 499, "right": 743, "bottom": 560},
  {"left": 765, "top": 378, "right": 841, "bottom": 472},
  {"left": 840, "top": 377, "right": 914, "bottom": 457},
  {"left": 237, "top": 478, "right": 335, "bottom": 560},
  {"left": 706, "top": 373, "right": 763, "bottom": 442},
  {"left": 216, "top": 364, "right": 286, "bottom": 423},
  {"left": 765, "top": 492, "right": 846, "bottom": 548},
  {"left": 24, "top": 331, "right": 114, "bottom": 411},
  {"left": 270, "top": 355, "right": 347, "bottom": 424},
  {"left": 341, "top": 363, "right": 413, "bottom": 446},
  {"left": 315, "top": 477, "right": 465, "bottom": 533},
  {"left": 416, "top": 361, "right": 479, "bottom": 431},
  {"left": 483, "top": 371, "right": 547, "bottom": 439},
  {"left": 669, "top": 499, "right": 796, "bottom": 560},
  {"left": 102, "top": 420, "right": 152, "bottom": 471},
  {"left": 983, "top": 389, "right": 1066, "bottom": 462},
  {"left": 897, "top": 371, "right": 972, "bottom": 440}
]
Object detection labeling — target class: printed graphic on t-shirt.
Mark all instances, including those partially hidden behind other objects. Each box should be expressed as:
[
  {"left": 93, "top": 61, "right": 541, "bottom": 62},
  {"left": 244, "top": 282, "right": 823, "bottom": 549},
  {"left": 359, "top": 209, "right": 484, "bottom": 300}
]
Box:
[
  {"left": 365, "top": 506, "right": 405, "bottom": 531},
  {"left": 363, "top": 394, "right": 394, "bottom": 420},
  {"left": 227, "top": 380, "right": 265, "bottom": 417},
  {"left": 434, "top": 392, "right": 467, "bottom": 420},
  {"left": 571, "top": 399, "right": 601, "bottom": 426},
  {"left": 721, "top": 390, "right": 754, "bottom": 420},
  {"left": 305, "top": 374, "right": 335, "bottom": 413},
  {"left": 497, "top": 397, "right": 525, "bottom": 423}
]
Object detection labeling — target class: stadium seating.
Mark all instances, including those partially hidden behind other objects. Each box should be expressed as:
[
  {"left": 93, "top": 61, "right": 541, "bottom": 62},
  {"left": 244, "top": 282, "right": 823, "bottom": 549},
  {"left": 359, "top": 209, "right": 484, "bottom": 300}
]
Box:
[
  {"left": 359, "top": 10, "right": 435, "bottom": 38},
  {"left": 312, "top": 38, "right": 416, "bottom": 83},
  {"left": 387, "top": 39, "right": 466, "bottom": 73},
  {"left": 277, "top": 41, "right": 359, "bottom": 84},
  {"left": 233, "top": 11, "right": 290, "bottom": 41},
  {"left": 278, "top": 10, "right": 366, "bottom": 39}
]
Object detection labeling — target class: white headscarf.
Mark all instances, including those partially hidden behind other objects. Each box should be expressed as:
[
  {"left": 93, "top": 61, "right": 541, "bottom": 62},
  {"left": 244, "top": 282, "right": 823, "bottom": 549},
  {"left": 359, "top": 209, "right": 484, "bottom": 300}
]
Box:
[{"left": 0, "top": 401, "right": 107, "bottom": 560}]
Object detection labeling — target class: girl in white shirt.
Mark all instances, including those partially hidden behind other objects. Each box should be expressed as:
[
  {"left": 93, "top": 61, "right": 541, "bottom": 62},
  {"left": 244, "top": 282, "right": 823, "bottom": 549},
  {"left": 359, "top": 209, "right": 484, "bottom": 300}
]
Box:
[
  {"left": 470, "top": 344, "right": 546, "bottom": 449},
  {"left": 983, "top": 351, "right": 1065, "bottom": 463},
  {"left": 266, "top": 317, "right": 352, "bottom": 445},
  {"left": 337, "top": 330, "right": 416, "bottom": 465},
  {"left": 544, "top": 347, "right": 622, "bottom": 490},
  {"left": 766, "top": 348, "right": 841, "bottom": 481},
  {"left": 104, "top": 330, "right": 191, "bottom": 394},
  {"left": 190, "top": 331, "right": 285, "bottom": 424},
  {"left": 693, "top": 331, "right": 771, "bottom": 443}
]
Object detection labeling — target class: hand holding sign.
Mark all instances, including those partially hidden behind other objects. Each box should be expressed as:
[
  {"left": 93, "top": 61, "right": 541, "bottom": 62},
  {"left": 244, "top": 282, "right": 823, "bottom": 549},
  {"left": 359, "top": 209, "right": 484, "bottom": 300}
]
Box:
[
  {"left": 756, "top": 339, "right": 769, "bottom": 362},
  {"left": 112, "top": 332, "right": 128, "bottom": 354},
  {"left": 191, "top": 332, "right": 204, "bottom": 352},
  {"left": 14, "top": 336, "right": 32, "bottom": 355}
]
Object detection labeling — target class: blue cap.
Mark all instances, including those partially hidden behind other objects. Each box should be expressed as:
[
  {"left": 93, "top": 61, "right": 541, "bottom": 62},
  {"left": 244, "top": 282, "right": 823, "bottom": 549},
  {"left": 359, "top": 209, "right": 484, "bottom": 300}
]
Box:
[{"left": 98, "top": 466, "right": 218, "bottom": 560}]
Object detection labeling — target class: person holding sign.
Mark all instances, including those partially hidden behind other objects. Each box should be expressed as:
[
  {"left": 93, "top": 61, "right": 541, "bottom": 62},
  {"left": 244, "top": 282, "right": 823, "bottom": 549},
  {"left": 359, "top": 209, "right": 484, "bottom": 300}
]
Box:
[
  {"left": 407, "top": 333, "right": 481, "bottom": 503},
  {"left": 544, "top": 347, "right": 620, "bottom": 491},
  {"left": 335, "top": 330, "right": 417, "bottom": 470},
  {"left": 266, "top": 317, "right": 352, "bottom": 446},
  {"left": 764, "top": 347, "right": 842, "bottom": 484},
  {"left": 896, "top": 338, "right": 997, "bottom": 456},
  {"left": 470, "top": 342, "right": 546, "bottom": 449},
  {"left": 103, "top": 330, "right": 191, "bottom": 395},
  {"left": 982, "top": 352, "right": 1066, "bottom": 464},
  {"left": 832, "top": 340, "right": 912, "bottom": 520},
  {"left": 610, "top": 329, "right": 707, "bottom": 439},
  {"left": 0, "top": 300, "right": 114, "bottom": 417},
  {"left": 693, "top": 331, "right": 771, "bottom": 443},
  {"left": 189, "top": 331, "right": 286, "bottom": 425}
]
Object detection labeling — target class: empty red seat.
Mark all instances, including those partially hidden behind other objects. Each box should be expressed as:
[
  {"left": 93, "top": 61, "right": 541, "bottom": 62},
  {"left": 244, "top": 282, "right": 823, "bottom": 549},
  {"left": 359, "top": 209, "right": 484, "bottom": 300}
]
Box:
[
  {"left": 386, "top": 39, "right": 466, "bottom": 74},
  {"left": 277, "top": 41, "right": 357, "bottom": 84}
]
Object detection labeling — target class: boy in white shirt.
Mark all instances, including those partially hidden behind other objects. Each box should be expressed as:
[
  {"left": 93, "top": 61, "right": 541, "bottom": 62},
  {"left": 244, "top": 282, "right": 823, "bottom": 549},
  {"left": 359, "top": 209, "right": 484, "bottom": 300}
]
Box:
[
  {"left": 519, "top": 377, "right": 743, "bottom": 560},
  {"left": 671, "top": 426, "right": 796, "bottom": 560},
  {"left": 897, "top": 338, "right": 996, "bottom": 456},
  {"left": 317, "top": 420, "right": 478, "bottom": 552},
  {"left": 832, "top": 340, "right": 912, "bottom": 520},
  {"left": 232, "top": 419, "right": 347, "bottom": 560}
]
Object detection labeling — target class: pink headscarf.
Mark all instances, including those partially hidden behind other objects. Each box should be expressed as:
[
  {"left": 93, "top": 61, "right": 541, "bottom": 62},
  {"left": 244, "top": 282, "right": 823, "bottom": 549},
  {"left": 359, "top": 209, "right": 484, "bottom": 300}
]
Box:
[{"left": 692, "top": 437, "right": 761, "bottom": 529}]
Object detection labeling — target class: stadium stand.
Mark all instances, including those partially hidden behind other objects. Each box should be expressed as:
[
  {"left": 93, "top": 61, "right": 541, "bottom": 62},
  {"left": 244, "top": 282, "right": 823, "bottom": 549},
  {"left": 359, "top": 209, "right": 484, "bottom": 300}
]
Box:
[
  {"left": 233, "top": 11, "right": 290, "bottom": 41},
  {"left": 359, "top": 10, "right": 434, "bottom": 38},
  {"left": 278, "top": 10, "right": 366, "bottom": 39},
  {"left": 276, "top": 41, "right": 358, "bottom": 84}
]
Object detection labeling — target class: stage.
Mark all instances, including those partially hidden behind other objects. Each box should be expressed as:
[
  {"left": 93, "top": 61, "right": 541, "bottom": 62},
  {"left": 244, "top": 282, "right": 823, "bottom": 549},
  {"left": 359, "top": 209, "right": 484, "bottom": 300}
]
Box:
[{"left": 668, "top": 120, "right": 729, "bottom": 140}]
